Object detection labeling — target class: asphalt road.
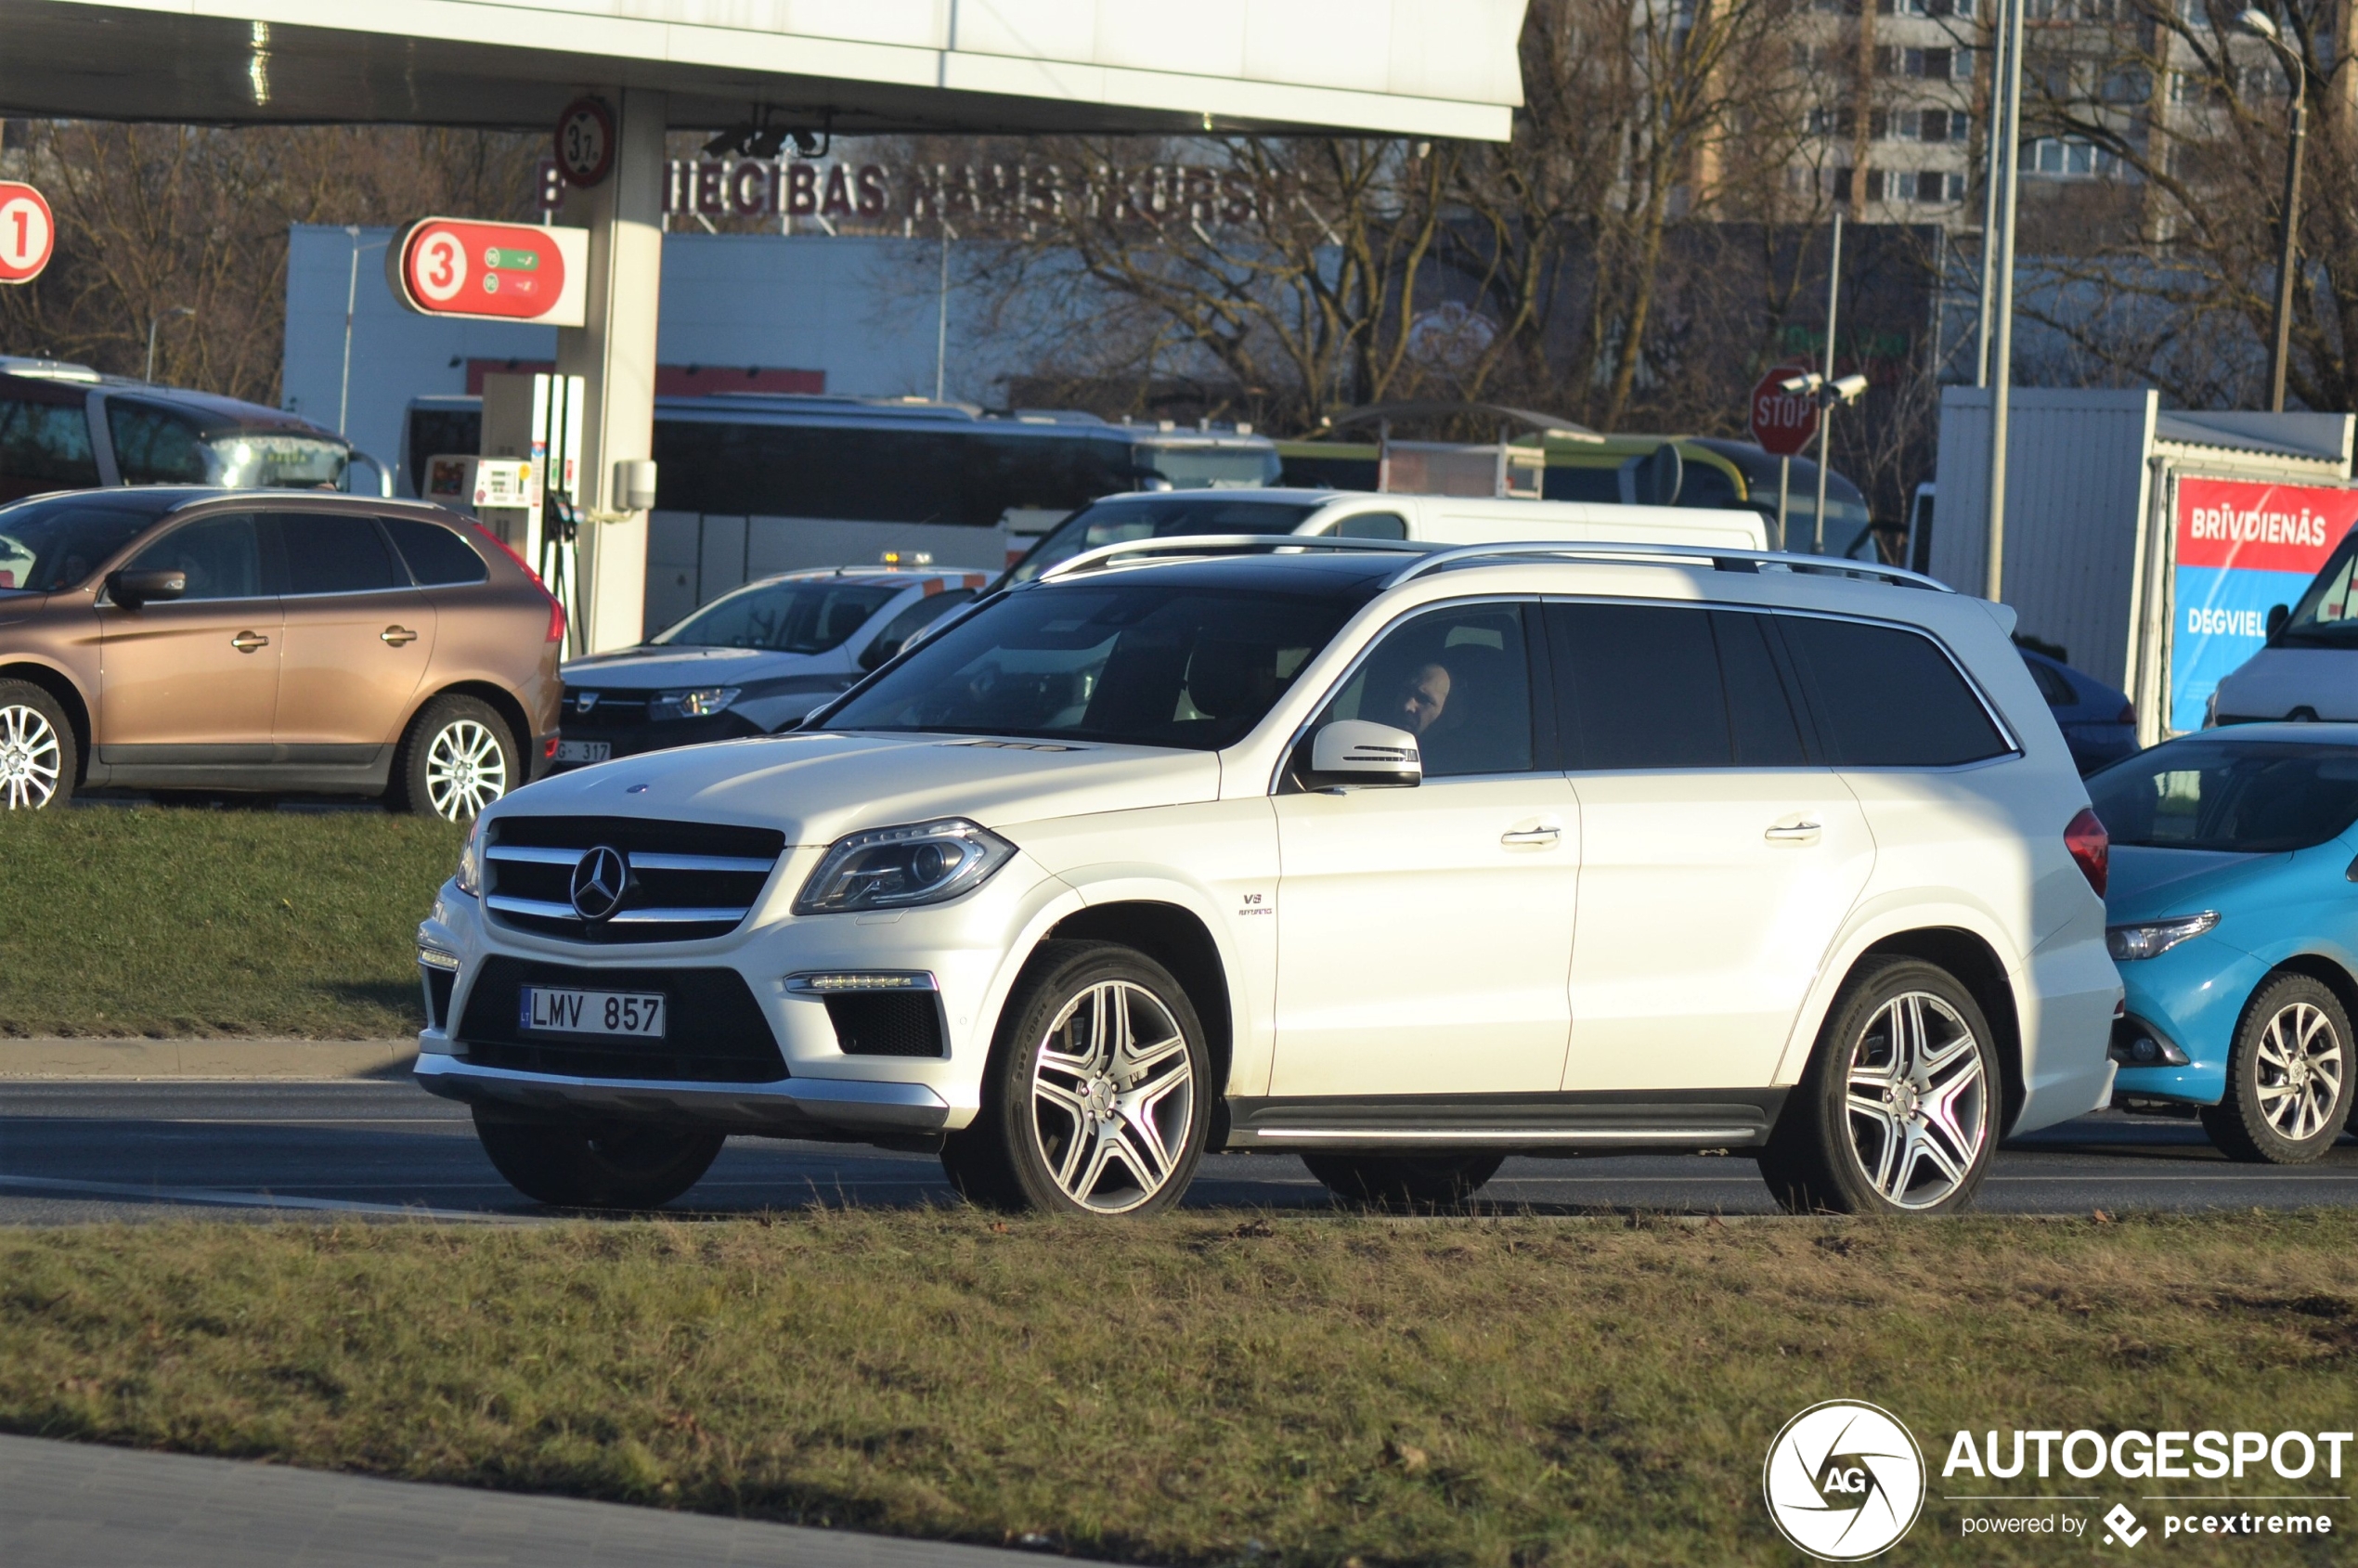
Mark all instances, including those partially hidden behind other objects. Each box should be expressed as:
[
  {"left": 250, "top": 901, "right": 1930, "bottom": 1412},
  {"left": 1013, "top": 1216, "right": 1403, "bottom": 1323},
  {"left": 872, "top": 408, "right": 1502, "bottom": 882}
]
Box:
[{"left": 1, "top": 1080, "right": 2355, "bottom": 1221}]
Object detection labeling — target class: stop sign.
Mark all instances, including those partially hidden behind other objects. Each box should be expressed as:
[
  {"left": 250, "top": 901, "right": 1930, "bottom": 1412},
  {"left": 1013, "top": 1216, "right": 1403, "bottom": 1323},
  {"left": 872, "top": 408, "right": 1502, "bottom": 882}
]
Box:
[
  {"left": 0, "top": 182, "right": 56, "bottom": 285},
  {"left": 1749, "top": 366, "right": 1820, "bottom": 457}
]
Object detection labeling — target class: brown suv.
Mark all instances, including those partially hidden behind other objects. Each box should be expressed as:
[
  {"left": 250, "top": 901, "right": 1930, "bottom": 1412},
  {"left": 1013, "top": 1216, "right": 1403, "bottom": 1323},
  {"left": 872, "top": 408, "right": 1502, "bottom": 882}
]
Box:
[{"left": 0, "top": 487, "right": 561, "bottom": 817}]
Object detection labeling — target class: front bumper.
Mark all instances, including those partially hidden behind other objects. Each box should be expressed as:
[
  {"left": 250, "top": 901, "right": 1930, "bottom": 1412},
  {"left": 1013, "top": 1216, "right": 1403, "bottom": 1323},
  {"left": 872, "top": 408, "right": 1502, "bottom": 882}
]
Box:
[
  {"left": 2109, "top": 933, "right": 2261, "bottom": 1107},
  {"left": 414, "top": 1051, "right": 951, "bottom": 1135}
]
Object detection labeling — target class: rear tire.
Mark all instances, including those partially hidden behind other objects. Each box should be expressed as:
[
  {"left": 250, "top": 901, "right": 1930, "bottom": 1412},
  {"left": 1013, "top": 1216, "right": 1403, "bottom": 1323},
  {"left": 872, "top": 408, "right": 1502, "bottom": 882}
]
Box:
[
  {"left": 0, "top": 680, "right": 74, "bottom": 810},
  {"left": 2200, "top": 973, "right": 2352, "bottom": 1164},
  {"left": 1301, "top": 1151, "right": 1505, "bottom": 1211},
  {"left": 1759, "top": 956, "right": 2000, "bottom": 1214},
  {"left": 390, "top": 694, "right": 515, "bottom": 821},
  {"left": 941, "top": 940, "right": 1209, "bottom": 1216},
  {"left": 472, "top": 1110, "right": 723, "bottom": 1210}
]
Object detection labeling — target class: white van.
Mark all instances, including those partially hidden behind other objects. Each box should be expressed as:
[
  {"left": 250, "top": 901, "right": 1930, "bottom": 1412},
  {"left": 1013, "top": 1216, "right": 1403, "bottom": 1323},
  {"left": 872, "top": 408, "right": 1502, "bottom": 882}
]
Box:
[
  {"left": 2209, "top": 530, "right": 2358, "bottom": 724},
  {"left": 1003, "top": 487, "right": 1767, "bottom": 584}
]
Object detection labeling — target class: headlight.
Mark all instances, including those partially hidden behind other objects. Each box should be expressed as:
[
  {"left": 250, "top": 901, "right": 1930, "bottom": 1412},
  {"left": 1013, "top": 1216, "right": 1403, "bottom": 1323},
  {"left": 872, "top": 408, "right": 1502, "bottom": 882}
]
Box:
[
  {"left": 652, "top": 686, "right": 741, "bottom": 719},
  {"left": 793, "top": 817, "right": 1015, "bottom": 915},
  {"left": 455, "top": 814, "right": 486, "bottom": 897},
  {"left": 2106, "top": 911, "right": 2219, "bottom": 962}
]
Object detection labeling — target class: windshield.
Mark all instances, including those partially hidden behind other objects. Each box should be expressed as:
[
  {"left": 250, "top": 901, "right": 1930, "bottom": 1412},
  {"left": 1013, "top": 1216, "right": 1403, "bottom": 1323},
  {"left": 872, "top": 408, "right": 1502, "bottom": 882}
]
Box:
[
  {"left": 825, "top": 580, "right": 1357, "bottom": 750},
  {"left": 209, "top": 434, "right": 348, "bottom": 488},
  {"left": 653, "top": 578, "right": 902, "bottom": 654},
  {"left": 1006, "top": 496, "right": 1322, "bottom": 585},
  {"left": 1134, "top": 441, "right": 1280, "bottom": 489},
  {"left": 0, "top": 491, "right": 182, "bottom": 593},
  {"left": 2274, "top": 533, "right": 2358, "bottom": 646},
  {"left": 2088, "top": 740, "right": 2358, "bottom": 852}
]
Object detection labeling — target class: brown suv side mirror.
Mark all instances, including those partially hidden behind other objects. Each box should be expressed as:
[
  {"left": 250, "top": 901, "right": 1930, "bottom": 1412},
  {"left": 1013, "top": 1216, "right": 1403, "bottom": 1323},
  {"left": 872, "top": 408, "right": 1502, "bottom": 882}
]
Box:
[{"left": 105, "top": 568, "right": 188, "bottom": 609}]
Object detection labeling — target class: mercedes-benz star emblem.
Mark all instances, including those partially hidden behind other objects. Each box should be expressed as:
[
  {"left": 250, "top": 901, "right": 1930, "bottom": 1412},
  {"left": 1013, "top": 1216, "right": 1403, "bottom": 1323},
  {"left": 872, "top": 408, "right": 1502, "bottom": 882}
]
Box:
[{"left": 569, "top": 845, "right": 628, "bottom": 922}]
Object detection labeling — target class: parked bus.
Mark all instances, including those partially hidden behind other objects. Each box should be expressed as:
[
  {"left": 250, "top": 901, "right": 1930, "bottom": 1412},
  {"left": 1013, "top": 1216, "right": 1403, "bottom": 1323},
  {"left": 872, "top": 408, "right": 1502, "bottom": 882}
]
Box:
[{"left": 400, "top": 394, "right": 1277, "bottom": 629}]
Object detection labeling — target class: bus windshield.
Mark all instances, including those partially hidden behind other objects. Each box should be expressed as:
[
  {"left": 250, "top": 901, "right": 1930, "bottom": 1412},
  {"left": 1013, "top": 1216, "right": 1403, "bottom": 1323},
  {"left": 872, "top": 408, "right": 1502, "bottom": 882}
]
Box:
[{"left": 1004, "top": 496, "right": 1323, "bottom": 585}]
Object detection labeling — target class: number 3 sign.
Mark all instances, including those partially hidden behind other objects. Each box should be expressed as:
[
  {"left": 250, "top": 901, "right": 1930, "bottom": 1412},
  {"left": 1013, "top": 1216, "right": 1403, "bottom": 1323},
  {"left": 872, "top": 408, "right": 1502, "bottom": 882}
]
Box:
[
  {"left": 555, "top": 97, "right": 615, "bottom": 188},
  {"left": 0, "top": 182, "right": 56, "bottom": 285}
]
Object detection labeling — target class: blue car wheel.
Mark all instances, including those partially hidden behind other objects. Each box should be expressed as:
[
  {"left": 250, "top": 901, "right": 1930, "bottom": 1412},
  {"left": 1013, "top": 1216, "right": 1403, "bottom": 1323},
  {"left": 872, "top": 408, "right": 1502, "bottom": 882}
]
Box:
[{"left": 2200, "top": 973, "right": 2353, "bottom": 1164}]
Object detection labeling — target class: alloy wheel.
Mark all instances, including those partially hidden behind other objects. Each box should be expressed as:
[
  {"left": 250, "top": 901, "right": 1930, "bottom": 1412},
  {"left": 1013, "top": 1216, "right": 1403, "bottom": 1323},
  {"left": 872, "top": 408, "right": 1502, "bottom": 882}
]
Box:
[
  {"left": 0, "top": 703, "right": 62, "bottom": 810},
  {"left": 1029, "top": 978, "right": 1195, "bottom": 1213},
  {"left": 1843, "top": 991, "right": 1989, "bottom": 1211},
  {"left": 424, "top": 719, "right": 508, "bottom": 820},
  {"left": 2253, "top": 1000, "right": 2344, "bottom": 1142}
]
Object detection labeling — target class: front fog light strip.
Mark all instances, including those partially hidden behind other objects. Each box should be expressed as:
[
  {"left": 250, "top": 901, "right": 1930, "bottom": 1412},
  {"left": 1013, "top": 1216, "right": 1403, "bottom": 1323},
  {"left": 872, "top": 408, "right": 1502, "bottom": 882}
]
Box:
[
  {"left": 786, "top": 971, "right": 938, "bottom": 994},
  {"left": 417, "top": 948, "right": 461, "bottom": 972}
]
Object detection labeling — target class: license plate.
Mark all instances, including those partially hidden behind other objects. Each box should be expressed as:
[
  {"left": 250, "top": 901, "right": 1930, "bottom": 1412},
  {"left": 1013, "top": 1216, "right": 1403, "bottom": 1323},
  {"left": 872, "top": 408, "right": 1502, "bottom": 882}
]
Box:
[
  {"left": 554, "top": 740, "right": 610, "bottom": 763},
  {"left": 519, "top": 987, "right": 666, "bottom": 1038}
]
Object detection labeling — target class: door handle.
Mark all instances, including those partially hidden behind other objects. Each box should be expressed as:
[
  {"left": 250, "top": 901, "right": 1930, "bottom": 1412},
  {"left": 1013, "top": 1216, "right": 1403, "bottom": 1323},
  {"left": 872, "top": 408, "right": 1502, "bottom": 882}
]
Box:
[
  {"left": 1501, "top": 824, "right": 1563, "bottom": 847},
  {"left": 229, "top": 631, "right": 269, "bottom": 653},
  {"left": 1764, "top": 820, "right": 1822, "bottom": 843},
  {"left": 380, "top": 626, "right": 418, "bottom": 646}
]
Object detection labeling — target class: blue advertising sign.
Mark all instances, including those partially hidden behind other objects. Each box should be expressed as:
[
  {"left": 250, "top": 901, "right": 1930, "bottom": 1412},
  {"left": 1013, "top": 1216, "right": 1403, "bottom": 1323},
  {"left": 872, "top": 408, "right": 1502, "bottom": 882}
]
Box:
[{"left": 2170, "top": 478, "right": 2356, "bottom": 732}]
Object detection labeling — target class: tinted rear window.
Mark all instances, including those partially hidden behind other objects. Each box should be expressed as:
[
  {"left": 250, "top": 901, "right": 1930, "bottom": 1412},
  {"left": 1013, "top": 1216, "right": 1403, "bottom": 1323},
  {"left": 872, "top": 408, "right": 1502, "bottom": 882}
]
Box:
[
  {"left": 276, "top": 514, "right": 400, "bottom": 595},
  {"left": 1547, "top": 603, "right": 1808, "bottom": 770},
  {"left": 382, "top": 515, "right": 488, "bottom": 586},
  {"left": 1780, "top": 615, "right": 2009, "bottom": 768}
]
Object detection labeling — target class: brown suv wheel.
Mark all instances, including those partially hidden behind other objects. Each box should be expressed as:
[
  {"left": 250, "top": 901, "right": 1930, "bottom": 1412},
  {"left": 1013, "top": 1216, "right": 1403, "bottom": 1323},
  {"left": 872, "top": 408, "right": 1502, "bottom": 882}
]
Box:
[
  {"left": 389, "top": 693, "right": 516, "bottom": 821},
  {"left": 0, "top": 679, "right": 75, "bottom": 810}
]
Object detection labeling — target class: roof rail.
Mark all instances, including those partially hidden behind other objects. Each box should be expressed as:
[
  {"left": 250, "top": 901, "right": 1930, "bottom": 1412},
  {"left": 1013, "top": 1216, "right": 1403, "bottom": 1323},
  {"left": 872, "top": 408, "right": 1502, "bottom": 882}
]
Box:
[
  {"left": 1383, "top": 540, "right": 1957, "bottom": 593},
  {"left": 1038, "top": 534, "right": 1429, "bottom": 581}
]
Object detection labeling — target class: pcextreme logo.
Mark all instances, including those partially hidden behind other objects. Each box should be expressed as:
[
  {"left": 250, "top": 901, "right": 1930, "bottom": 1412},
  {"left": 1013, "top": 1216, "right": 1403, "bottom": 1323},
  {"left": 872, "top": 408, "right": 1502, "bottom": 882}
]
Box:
[{"left": 1764, "top": 1400, "right": 1928, "bottom": 1561}]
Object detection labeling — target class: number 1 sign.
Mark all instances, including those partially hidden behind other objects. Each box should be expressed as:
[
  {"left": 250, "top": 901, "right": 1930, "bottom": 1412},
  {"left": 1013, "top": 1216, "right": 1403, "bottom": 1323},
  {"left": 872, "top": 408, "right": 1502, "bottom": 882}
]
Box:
[{"left": 0, "top": 182, "right": 56, "bottom": 284}]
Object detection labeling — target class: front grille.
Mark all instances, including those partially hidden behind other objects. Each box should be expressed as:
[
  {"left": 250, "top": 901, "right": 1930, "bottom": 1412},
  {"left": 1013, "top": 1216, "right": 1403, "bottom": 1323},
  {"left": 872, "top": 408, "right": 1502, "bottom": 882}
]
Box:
[
  {"left": 823, "top": 991, "right": 945, "bottom": 1056},
  {"left": 456, "top": 955, "right": 786, "bottom": 1082},
  {"left": 484, "top": 815, "right": 784, "bottom": 943},
  {"left": 567, "top": 690, "right": 652, "bottom": 725}
]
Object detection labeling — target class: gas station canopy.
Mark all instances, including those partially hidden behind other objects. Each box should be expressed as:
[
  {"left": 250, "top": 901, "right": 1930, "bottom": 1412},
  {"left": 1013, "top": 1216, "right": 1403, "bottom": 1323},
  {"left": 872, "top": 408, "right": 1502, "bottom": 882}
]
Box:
[{"left": 0, "top": 1, "right": 1527, "bottom": 140}]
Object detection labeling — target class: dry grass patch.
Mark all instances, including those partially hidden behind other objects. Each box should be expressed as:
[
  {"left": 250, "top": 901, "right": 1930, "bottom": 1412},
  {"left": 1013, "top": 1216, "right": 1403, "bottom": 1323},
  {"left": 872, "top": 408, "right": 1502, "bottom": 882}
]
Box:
[
  {"left": 1, "top": 1211, "right": 2353, "bottom": 1564},
  {"left": 0, "top": 808, "right": 461, "bottom": 1037}
]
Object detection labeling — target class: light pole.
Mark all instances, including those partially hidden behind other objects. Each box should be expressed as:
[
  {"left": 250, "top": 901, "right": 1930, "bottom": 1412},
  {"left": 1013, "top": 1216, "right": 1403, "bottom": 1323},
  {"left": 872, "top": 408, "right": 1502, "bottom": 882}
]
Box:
[
  {"left": 1779, "top": 370, "right": 1870, "bottom": 551},
  {"left": 1985, "top": 0, "right": 2027, "bottom": 603},
  {"left": 338, "top": 226, "right": 390, "bottom": 435},
  {"left": 2241, "top": 7, "right": 2307, "bottom": 412},
  {"left": 144, "top": 305, "right": 193, "bottom": 382}
]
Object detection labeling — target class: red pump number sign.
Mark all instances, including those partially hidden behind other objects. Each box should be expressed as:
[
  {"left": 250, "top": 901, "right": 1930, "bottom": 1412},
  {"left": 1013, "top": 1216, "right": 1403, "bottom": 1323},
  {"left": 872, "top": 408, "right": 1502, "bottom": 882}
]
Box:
[
  {"left": 0, "top": 182, "right": 57, "bottom": 284},
  {"left": 388, "top": 217, "right": 588, "bottom": 327}
]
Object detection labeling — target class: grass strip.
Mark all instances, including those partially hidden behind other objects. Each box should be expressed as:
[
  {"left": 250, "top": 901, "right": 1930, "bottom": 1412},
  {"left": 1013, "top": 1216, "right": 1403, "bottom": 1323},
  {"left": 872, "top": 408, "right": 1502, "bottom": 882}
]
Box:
[
  {"left": 1, "top": 1210, "right": 2352, "bottom": 1564},
  {"left": 0, "top": 808, "right": 461, "bottom": 1038}
]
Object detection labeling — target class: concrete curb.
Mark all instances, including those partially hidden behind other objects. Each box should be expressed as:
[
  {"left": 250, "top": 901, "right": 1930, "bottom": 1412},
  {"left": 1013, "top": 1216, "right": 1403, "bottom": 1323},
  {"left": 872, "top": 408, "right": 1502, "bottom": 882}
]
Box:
[{"left": 0, "top": 1039, "right": 417, "bottom": 1080}]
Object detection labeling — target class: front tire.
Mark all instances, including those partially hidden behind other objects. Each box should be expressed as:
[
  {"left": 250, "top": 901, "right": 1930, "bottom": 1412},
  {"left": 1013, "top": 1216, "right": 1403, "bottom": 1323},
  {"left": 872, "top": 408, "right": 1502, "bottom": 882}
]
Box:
[
  {"left": 473, "top": 1110, "right": 723, "bottom": 1209},
  {"left": 2201, "top": 973, "right": 2352, "bottom": 1164},
  {"left": 941, "top": 940, "right": 1209, "bottom": 1216},
  {"left": 390, "top": 694, "right": 516, "bottom": 820},
  {"left": 0, "top": 680, "right": 74, "bottom": 810},
  {"left": 1302, "top": 1151, "right": 1505, "bottom": 1211},
  {"left": 1760, "top": 956, "right": 2000, "bottom": 1214}
]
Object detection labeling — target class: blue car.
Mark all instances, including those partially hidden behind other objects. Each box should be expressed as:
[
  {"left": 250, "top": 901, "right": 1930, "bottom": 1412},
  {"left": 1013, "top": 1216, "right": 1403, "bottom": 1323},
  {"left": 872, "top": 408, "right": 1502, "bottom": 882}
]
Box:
[
  {"left": 2019, "top": 646, "right": 2140, "bottom": 775},
  {"left": 2089, "top": 724, "right": 2358, "bottom": 1162}
]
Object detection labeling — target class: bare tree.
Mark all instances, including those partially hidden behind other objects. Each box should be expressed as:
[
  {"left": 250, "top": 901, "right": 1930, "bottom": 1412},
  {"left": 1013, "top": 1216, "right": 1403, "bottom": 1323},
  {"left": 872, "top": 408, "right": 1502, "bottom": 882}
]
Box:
[{"left": 0, "top": 122, "right": 542, "bottom": 406}]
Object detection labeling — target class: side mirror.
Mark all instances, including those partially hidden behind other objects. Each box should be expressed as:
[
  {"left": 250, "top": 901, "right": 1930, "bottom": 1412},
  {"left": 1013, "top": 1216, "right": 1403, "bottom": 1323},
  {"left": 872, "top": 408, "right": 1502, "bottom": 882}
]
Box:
[
  {"left": 2267, "top": 603, "right": 2290, "bottom": 641},
  {"left": 105, "top": 568, "right": 187, "bottom": 609},
  {"left": 859, "top": 636, "right": 902, "bottom": 672},
  {"left": 1307, "top": 720, "right": 1421, "bottom": 789}
]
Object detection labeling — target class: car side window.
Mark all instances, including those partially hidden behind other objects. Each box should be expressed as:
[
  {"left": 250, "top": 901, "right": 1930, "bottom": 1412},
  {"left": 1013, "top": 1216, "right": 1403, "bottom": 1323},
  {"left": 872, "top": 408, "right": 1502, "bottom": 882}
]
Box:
[
  {"left": 1779, "top": 614, "right": 2010, "bottom": 768},
  {"left": 1315, "top": 602, "right": 1535, "bottom": 777},
  {"left": 0, "top": 396, "right": 98, "bottom": 490},
  {"left": 1545, "top": 601, "right": 1810, "bottom": 770},
  {"left": 862, "top": 587, "right": 977, "bottom": 670},
  {"left": 274, "top": 513, "right": 400, "bottom": 596},
  {"left": 1332, "top": 512, "right": 1407, "bottom": 539},
  {"left": 123, "top": 513, "right": 266, "bottom": 602},
  {"left": 107, "top": 399, "right": 211, "bottom": 485},
  {"left": 380, "top": 515, "right": 488, "bottom": 587}
]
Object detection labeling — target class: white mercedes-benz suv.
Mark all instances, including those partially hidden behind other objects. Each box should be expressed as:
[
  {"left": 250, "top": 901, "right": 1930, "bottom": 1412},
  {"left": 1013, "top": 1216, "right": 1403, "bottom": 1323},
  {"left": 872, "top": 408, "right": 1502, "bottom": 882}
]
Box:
[{"left": 413, "top": 537, "right": 2121, "bottom": 1216}]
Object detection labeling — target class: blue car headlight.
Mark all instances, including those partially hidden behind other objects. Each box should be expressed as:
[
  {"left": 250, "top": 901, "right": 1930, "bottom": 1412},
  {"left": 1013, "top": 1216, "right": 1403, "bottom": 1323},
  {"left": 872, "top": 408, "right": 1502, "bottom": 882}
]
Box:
[
  {"left": 793, "top": 817, "right": 1015, "bottom": 914},
  {"left": 2106, "top": 911, "right": 2219, "bottom": 962}
]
